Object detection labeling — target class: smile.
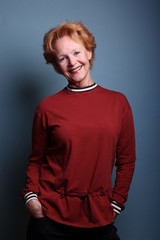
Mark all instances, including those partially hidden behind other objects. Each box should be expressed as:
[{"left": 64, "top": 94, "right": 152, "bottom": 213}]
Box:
[{"left": 69, "top": 65, "right": 82, "bottom": 73}]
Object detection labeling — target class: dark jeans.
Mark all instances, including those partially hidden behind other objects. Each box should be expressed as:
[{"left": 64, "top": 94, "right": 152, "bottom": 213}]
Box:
[{"left": 26, "top": 217, "right": 120, "bottom": 240}]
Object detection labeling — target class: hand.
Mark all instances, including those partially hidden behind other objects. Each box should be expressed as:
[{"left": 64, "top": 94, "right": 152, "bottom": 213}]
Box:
[{"left": 26, "top": 199, "right": 45, "bottom": 218}]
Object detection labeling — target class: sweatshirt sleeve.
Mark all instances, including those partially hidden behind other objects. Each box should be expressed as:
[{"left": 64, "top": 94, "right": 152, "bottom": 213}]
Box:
[
  {"left": 23, "top": 107, "right": 48, "bottom": 198},
  {"left": 111, "top": 96, "right": 136, "bottom": 211}
]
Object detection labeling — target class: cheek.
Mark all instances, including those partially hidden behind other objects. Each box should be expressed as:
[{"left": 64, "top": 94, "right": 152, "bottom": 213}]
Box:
[
  {"left": 58, "top": 64, "right": 67, "bottom": 73},
  {"left": 79, "top": 55, "right": 90, "bottom": 64}
]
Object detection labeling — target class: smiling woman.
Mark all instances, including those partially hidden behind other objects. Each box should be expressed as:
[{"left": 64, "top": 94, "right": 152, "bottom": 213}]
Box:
[
  {"left": 43, "top": 21, "right": 96, "bottom": 73},
  {"left": 23, "top": 21, "right": 136, "bottom": 240},
  {"left": 53, "top": 36, "right": 92, "bottom": 88}
]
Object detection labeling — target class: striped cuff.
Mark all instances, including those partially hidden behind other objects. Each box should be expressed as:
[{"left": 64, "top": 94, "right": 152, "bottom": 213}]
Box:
[
  {"left": 24, "top": 191, "right": 38, "bottom": 204},
  {"left": 111, "top": 201, "right": 122, "bottom": 215}
]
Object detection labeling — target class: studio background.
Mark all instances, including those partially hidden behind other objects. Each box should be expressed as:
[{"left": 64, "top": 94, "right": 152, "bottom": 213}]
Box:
[{"left": 0, "top": 0, "right": 159, "bottom": 239}]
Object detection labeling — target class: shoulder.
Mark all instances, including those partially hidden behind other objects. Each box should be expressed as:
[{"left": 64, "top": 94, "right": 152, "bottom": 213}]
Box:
[
  {"left": 98, "top": 85, "right": 129, "bottom": 103},
  {"left": 97, "top": 86, "right": 132, "bottom": 115},
  {"left": 35, "top": 88, "right": 66, "bottom": 113}
]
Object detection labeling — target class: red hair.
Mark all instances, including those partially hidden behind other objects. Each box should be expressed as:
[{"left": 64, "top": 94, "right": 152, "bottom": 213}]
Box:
[{"left": 43, "top": 21, "right": 96, "bottom": 73}]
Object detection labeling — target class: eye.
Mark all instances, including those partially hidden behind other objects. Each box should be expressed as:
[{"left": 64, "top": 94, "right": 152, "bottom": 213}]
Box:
[
  {"left": 57, "top": 56, "right": 67, "bottom": 63},
  {"left": 74, "top": 51, "right": 80, "bottom": 56},
  {"left": 58, "top": 57, "right": 65, "bottom": 62}
]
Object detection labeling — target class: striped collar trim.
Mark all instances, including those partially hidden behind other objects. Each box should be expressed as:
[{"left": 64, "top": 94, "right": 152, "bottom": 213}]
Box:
[{"left": 66, "top": 83, "right": 97, "bottom": 92}]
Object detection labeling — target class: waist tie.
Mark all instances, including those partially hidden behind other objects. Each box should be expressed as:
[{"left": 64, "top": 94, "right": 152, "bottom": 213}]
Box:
[
  {"left": 57, "top": 190, "right": 107, "bottom": 220},
  {"left": 80, "top": 193, "right": 91, "bottom": 219}
]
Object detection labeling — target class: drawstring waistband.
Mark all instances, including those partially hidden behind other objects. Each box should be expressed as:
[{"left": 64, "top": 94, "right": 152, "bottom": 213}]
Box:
[
  {"left": 56, "top": 190, "right": 108, "bottom": 219},
  {"left": 80, "top": 193, "right": 91, "bottom": 220}
]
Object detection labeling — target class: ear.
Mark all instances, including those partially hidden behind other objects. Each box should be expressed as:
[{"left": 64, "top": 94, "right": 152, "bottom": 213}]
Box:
[{"left": 87, "top": 51, "right": 92, "bottom": 60}]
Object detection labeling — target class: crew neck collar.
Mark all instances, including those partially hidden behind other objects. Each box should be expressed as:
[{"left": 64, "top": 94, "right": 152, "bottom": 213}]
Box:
[{"left": 66, "top": 83, "right": 97, "bottom": 92}]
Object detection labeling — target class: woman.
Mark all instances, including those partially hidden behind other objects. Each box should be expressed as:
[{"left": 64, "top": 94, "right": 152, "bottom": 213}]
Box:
[{"left": 23, "top": 21, "right": 136, "bottom": 240}]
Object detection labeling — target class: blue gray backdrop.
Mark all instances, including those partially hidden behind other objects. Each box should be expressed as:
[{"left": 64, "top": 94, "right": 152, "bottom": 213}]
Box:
[{"left": 0, "top": 0, "right": 159, "bottom": 239}]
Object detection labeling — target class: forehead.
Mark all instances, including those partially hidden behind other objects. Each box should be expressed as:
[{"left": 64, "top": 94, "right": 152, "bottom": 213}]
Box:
[{"left": 53, "top": 36, "right": 85, "bottom": 55}]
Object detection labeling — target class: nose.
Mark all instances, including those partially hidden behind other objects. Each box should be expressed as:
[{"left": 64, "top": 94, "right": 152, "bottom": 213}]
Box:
[{"left": 68, "top": 56, "right": 76, "bottom": 66}]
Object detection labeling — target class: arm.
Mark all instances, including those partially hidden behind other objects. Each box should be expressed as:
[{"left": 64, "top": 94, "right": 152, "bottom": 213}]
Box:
[
  {"left": 111, "top": 98, "right": 136, "bottom": 212},
  {"left": 23, "top": 108, "right": 48, "bottom": 217}
]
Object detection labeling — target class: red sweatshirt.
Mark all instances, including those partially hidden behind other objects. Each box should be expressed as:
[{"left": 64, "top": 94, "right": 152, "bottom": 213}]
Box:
[{"left": 23, "top": 84, "right": 136, "bottom": 228}]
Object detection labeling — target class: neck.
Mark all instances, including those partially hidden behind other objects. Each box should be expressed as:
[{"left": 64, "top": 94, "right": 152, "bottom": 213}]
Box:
[{"left": 68, "top": 79, "right": 94, "bottom": 89}]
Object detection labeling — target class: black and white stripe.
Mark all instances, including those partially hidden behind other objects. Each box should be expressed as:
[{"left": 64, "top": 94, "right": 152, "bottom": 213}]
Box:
[
  {"left": 111, "top": 201, "right": 122, "bottom": 215},
  {"left": 66, "top": 83, "right": 97, "bottom": 92},
  {"left": 24, "top": 191, "right": 38, "bottom": 204}
]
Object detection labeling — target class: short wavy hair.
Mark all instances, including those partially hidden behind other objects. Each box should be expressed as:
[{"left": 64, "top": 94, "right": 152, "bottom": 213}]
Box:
[{"left": 43, "top": 21, "right": 96, "bottom": 73}]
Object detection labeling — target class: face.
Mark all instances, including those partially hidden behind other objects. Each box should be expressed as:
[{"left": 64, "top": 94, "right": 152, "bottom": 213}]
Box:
[{"left": 53, "top": 36, "right": 92, "bottom": 87}]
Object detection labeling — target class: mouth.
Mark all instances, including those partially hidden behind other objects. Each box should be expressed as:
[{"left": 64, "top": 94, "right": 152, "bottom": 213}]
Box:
[{"left": 68, "top": 65, "right": 82, "bottom": 73}]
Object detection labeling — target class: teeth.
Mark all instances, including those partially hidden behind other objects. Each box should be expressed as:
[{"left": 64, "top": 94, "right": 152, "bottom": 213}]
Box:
[{"left": 70, "top": 66, "right": 81, "bottom": 72}]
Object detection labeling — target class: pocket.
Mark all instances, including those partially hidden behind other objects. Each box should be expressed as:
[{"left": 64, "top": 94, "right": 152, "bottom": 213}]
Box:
[
  {"left": 32, "top": 217, "right": 48, "bottom": 236},
  {"left": 103, "top": 191, "right": 115, "bottom": 222},
  {"left": 27, "top": 216, "right": 48, "bottom": 239}
]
